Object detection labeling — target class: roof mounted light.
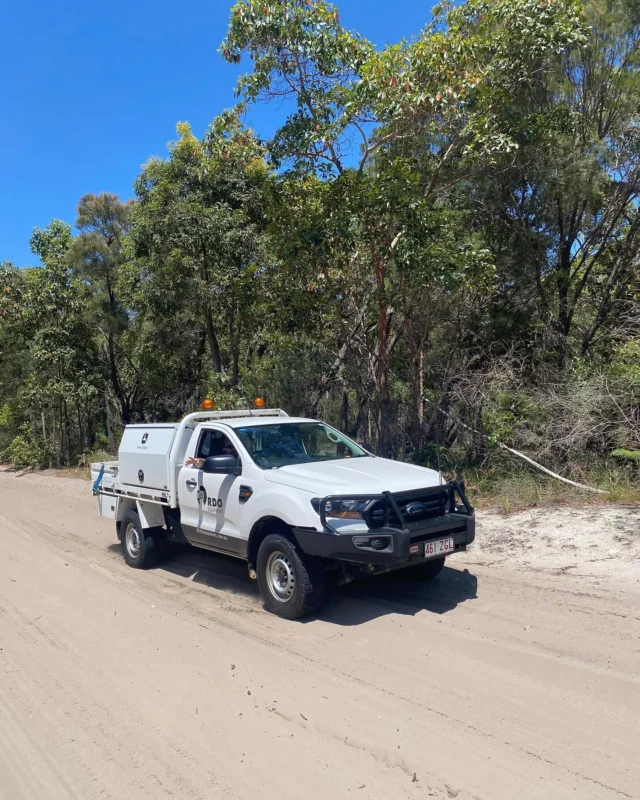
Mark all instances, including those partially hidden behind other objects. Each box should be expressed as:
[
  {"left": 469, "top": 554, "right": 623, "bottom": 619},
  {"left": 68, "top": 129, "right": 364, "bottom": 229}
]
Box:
[
  {"left": 201, "top": 398, "right": 215, "bottom": 410},
  {"left": 253, "top": 397, "right": 266, "bottom": 409}
]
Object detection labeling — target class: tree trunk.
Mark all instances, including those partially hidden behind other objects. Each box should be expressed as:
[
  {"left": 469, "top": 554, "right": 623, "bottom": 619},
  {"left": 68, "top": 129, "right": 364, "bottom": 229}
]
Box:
[
  {"left": 555, "top": 202, "right": 573, "bottom": 372},
  {"left": 229, "top": 313, "right": 240, "bottom": 387},
  {"left": 555, "top": 305, "right": 571, "bottom": 373},
  {"left": 105, "top": 394, "right": 116, "bottom": 454},
  {"left": 84, "top": 395, "right": 93, "bottom": 450},
  {"left": 120, "top": 397, "right": 132, "bottom": 426},
  {"left": 401, "top": 279, "right": 429, "bottom": 458},
  {"left": 76, "top": 405, "right": 83, "bottom": 454},
  {"left": 106, "top": 333, "right": 133, "bottom": 426},
  {"left": 418, "top": 336, "right": 425, "bottom": 424},
  {"left": 402, "top": 300, "right": 420, "bottom": 456},
  {"left": 203, "top": 306, "right": 223, "bottom": 374},
  {"left": 371, "top": 239, "right": 393, "bottom": 458},
  {"left": 350, "top": 391, "right": 367, "bottom": 442},
  {"left": 340, "top": 388, "right": 349, "bottom": 433},
  {"left": 58, "top": 398, "right": 63, "bottom": 465},
  {"left": 61, "top": 396, "right": 71, "bottom": 466},
  {"left": 307, "top": 306, "right": 367, "bottom": 418},
  {"left": 410, "top": 336, "right": 426, "bottom": 458}
]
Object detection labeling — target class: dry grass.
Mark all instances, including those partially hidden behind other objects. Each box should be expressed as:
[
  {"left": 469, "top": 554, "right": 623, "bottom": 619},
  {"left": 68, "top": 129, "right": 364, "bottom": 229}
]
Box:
[
  {"left": 463, "top": 465, "right": 640, "bottom": 513},
  {"left": 54, "top": 467, "right": 92, "bottom": 481}
]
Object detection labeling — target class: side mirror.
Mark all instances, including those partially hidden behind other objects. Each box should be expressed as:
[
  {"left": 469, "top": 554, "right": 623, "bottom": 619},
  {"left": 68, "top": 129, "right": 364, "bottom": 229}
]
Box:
[{"left": 202, "top": 454, "right": 242, "bottom": 476}]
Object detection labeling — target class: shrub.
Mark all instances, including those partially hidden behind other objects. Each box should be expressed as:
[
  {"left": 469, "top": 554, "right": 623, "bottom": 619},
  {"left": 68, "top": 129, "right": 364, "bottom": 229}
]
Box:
[{"left": 2, "top": 426, "right": 55, "bottom": 468}]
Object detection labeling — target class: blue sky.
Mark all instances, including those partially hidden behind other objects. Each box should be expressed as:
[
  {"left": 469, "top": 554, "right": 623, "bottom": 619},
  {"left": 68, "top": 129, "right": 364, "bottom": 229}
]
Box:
[{"left": 1, "top": 1, "right": 433, "bottom": 266}]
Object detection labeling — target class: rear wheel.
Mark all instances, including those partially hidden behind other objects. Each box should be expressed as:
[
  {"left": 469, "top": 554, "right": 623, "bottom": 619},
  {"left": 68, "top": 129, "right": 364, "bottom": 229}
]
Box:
[
  {"left": 121, "top": 510, "right": 164, "bottom": 569},
  {"left": 404, "top": 556, "right": 445, "bottom": 582},
  {"left": 257, "top": 533, "right": 326, "bottom": 620}
]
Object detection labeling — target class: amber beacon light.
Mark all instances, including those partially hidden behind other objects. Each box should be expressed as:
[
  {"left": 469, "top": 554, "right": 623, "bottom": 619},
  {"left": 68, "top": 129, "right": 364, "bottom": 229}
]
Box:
[
  {"left": 201, "top": 398, "right": 215, "bottom": 410},
  {"left": 253, "top": 397, "right": 266, "bottom": 409}
]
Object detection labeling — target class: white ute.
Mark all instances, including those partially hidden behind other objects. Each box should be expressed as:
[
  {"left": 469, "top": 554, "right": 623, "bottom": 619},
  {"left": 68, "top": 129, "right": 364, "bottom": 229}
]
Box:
[{"left": 92, "top": 405, "right": 475, "bottom": 619}]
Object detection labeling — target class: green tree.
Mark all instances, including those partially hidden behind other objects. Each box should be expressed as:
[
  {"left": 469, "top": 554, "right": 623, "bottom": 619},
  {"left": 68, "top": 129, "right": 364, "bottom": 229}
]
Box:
[
  {"left": 222, "top": 0, "right": 588, "bottom": 455},
  {"left": 0, "top": 262, "right": 31, "bottom": 454},
  {"left": 471, "top": 0, "right": 640, "bottom": 370},
  {"left": 68, "top": 193, "right": 140, "bottom": 433},
  {"left": 0, "top": 222, "right": 102, "bottom": 465},
  {"left": 129, "top": 113, "right": 271, "bottom": 388}
]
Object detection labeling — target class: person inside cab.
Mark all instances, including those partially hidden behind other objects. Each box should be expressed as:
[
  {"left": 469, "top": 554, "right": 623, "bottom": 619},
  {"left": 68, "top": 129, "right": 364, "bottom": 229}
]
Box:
[{"left": 185, "top": 430, "right": 238, "bottom": 469}]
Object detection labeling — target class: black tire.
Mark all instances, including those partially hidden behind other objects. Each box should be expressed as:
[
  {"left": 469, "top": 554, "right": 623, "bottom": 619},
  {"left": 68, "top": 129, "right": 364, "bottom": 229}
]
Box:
[
  {"left": 120, "top": 510, "right": 165, "bottom": 569},
  {"left": 256, "top": 533, "right": 326, "bottom": 620},
  {"left": 404, "top": 556, "right": 446, "bottom": 582}
]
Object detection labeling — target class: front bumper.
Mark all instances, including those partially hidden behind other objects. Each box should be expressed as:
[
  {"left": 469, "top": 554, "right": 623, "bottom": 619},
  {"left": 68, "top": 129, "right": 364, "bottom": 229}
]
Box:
[
  {"left": 293, "top": 481, "right": 475, "bottom": 568},
  {"left": 294, "top": 512, "right": 475, "bottom": 567}
]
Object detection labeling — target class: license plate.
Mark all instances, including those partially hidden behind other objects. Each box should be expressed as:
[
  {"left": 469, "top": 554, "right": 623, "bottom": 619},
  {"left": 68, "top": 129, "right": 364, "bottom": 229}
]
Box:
[{"left": 425, "top": 537, "right": 454, "bottom": 558}]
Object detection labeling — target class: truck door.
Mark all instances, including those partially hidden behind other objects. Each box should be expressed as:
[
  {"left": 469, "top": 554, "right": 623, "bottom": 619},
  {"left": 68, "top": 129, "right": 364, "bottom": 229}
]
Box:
[{"left": 178, "top": 427, "right": 246, "bottom": 557}]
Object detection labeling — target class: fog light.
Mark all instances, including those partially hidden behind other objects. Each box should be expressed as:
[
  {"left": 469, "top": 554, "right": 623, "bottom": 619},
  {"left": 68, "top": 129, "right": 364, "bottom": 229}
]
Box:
[
  {"left": 370, "top": 537, "right": 388, "bottom": 551},
  {"left": 352, "top": 535, "right": 391, "bottom": 551}
]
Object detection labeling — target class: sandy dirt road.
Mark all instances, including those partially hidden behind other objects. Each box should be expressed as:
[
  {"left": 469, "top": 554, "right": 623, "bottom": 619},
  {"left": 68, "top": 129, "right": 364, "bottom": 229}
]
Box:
[{"left": 0, "top": 470, "right": 639, "bottom": 800}]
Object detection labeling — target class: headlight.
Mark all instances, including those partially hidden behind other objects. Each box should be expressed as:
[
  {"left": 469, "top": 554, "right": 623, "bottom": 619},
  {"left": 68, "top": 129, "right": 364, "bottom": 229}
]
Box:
[{"left": 311, "top": 498, "right": 368, "bottom": 519}]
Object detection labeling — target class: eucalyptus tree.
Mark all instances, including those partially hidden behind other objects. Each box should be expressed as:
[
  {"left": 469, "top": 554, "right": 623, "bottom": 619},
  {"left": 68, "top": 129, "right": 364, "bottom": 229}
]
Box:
[{"left": 222, "top": 0, "right": 588, "bottom": 455}]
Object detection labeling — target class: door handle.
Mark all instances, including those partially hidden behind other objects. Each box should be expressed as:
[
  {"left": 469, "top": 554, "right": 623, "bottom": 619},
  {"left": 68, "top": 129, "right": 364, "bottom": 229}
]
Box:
[{"left": 186, "top": 479, "right": 197, "bottom": 489}]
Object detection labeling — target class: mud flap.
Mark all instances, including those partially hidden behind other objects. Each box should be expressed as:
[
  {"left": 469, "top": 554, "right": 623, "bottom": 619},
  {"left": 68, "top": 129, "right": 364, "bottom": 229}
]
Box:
[{"left": 136, "top": 500, "right": 166, "bottom": 529}]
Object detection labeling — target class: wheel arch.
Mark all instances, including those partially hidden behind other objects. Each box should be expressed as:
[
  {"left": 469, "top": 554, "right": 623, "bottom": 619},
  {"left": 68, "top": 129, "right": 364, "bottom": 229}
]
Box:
[
  {"left": 247, "top": 516, "right": 296, "bottom": 572},
  {"left": 115, "top": 498, "right": 137, "bottom": 540},
  {"left": 115, "top": 499, "right": 167, "bottom": 539}
]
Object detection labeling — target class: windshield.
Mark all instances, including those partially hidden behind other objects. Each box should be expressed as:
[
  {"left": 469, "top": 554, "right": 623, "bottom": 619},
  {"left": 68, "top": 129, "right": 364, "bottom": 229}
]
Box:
[{"left": 234, "top": 422, "right": 367, "bottom": 470}]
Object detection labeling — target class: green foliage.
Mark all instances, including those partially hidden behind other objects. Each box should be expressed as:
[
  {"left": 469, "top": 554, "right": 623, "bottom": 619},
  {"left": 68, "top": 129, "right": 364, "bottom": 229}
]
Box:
[
  {"left": 611, "top": 449, "right": 640, "bottom": 462},
  {"left": 0, "top": 403, "right": 12, "bottom": 427},
  {"left": 2, "top": 426, "right": 55, "bottom": 469},
  {"left": 220, "top": 0, "right": 590, "bottom": 458},
  {"left": 608, "top": 341, "right": 640, "bottom": 385},
  {"left": 222, "top": 0, "right": 587, "bottom": 171},
  {"left": 1, "top": 0, "right": 639, "bottom": 490},
  {"left": 129, "top": 114, "right": 271, "bottom": 384}
]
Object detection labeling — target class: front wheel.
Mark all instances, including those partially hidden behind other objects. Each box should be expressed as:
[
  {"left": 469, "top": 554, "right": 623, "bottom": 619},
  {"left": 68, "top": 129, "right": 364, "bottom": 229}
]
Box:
[
  {"left": 256, "top": 534, "right": 326, "bottom": 619},
  {"left": 404, "top": 556, "right": 446, "bottom": 582}
]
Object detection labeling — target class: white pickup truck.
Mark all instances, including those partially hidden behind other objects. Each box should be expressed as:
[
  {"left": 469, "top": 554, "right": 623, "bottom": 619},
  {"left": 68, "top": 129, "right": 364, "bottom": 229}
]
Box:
[{"left": 92, "top": 406, "right": 475, "bottom": 619}]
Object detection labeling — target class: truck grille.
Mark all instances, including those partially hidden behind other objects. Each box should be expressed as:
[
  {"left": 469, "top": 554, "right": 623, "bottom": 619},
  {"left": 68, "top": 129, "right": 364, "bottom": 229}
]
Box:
[{"left": 365, "top": 487, "right": 449, "bottom": 528}]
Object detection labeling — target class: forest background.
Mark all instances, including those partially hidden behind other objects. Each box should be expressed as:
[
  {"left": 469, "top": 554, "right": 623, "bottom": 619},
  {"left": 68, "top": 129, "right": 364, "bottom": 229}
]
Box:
[{"left": 2, "top": 0, "right": 639, "bottom": 505}]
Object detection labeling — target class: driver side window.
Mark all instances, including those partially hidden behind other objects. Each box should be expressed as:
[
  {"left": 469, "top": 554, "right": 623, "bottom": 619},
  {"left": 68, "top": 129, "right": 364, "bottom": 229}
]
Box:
[{"left": 196, "top": 429, "right": 238, "bottom": 460}]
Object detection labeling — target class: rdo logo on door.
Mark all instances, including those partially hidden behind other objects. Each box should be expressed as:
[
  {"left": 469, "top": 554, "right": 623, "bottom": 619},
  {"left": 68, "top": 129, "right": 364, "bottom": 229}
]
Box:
[{"left": 199, "top": 485, "right": 223, "bottom": 509}]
